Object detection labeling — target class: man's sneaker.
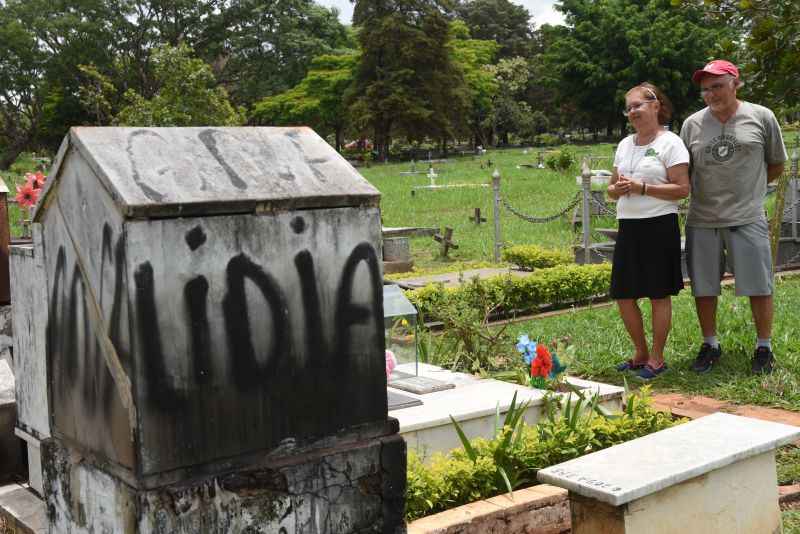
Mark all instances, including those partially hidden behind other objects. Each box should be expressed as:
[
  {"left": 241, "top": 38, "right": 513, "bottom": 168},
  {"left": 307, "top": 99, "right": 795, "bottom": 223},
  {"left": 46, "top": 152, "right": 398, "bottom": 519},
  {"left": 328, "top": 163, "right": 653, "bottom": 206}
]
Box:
[
  {"left": 751, "top": 347, "right": 775, "bottom": 375},
  {"left": 690, "top": 343, "right": 722, "bottom": 373}
]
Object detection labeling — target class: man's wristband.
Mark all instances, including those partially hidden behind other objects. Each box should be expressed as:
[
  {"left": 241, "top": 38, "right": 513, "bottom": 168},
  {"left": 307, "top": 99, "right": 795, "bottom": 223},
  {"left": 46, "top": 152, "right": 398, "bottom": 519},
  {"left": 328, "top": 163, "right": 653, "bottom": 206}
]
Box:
[{"left": 642, "top": 183, "right": 647, "bottom": 195}]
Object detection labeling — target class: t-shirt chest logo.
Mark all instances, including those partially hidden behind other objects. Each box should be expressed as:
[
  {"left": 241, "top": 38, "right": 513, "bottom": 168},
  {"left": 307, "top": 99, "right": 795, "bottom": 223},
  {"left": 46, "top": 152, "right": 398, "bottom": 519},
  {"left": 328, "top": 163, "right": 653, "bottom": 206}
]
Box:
[{"left": 704, "top": 133, "right": 740, "bottom": 163}]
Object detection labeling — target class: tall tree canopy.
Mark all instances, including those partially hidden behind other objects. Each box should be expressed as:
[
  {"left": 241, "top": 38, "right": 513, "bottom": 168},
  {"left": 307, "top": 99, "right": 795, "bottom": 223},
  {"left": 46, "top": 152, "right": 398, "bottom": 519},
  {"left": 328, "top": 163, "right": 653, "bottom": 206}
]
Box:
[
  {"left": 0, "top": 0, "right": 348, "bottom": 166},
  {"left": 455, "top": 0, "right": 538, "bottom": 59},
  {"left": 544, "top": 0, "right": 726, "bottom": 134},
  {"left": 251, "top": 52, "right": 358, "bottom": 151},
  {"left": 349, "top": 0, "right": 468, "bottom": 160},
  {"left": 677, "top": 0, "right": 799, "bottom": 116}
]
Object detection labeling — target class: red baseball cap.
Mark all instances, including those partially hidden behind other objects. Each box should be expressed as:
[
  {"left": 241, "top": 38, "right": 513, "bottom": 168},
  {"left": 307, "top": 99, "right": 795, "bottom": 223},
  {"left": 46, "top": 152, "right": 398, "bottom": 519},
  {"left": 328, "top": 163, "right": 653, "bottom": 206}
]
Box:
[{"left": 692, "top": 60, "right": 739, "bottom": 84}]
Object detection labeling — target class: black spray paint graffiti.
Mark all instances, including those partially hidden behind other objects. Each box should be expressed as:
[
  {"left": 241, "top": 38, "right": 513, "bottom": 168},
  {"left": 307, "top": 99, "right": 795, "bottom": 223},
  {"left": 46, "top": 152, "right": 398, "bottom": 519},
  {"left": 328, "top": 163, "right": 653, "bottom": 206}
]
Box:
[
  {"left": 49, "top": 216, "right": 383, "bottom": 413},
  {"left": 133, "top": 216, "right": 383, "bottom": 408},
  {"left": 47, "top": 224, "right": 128, "bottom": 423}
]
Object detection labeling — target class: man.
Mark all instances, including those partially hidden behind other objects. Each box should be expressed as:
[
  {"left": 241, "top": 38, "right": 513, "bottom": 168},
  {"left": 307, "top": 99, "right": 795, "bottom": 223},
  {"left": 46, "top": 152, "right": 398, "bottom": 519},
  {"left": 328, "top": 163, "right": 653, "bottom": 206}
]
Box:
[{"left": 680, "top": 59, "right": 788, "bottom": 375}]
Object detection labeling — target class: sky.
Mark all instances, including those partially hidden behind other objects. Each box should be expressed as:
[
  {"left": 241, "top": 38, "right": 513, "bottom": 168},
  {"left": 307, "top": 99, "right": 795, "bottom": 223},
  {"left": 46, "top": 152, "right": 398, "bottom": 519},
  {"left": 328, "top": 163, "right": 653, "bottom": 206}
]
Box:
[{"left": 316, "top": 0, "right": 566, "bottom": 28}]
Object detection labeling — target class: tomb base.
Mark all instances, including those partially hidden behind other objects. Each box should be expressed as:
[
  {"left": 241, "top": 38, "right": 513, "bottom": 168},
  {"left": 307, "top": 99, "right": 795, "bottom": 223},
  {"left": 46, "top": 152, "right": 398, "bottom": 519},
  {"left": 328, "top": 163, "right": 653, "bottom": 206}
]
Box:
[
  {"left": 42, "top": 425, "right": 407, "bottom": 534},
  {"left": 569, "top": 450, "right": 781, "bottom": 534}
]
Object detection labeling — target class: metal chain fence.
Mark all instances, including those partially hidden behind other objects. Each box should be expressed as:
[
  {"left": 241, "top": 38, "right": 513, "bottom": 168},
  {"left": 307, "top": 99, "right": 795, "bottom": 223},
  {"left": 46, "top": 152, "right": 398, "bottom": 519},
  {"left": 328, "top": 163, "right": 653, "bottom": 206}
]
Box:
[{"left": 500, "top": 190, "right": 583, "bottom": 224}]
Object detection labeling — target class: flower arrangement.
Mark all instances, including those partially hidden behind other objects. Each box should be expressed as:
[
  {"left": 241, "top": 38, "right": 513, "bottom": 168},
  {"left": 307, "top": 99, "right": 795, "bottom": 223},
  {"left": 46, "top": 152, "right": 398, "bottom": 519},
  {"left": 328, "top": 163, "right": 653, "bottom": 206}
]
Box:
[
  {"left": 15, "top": 171, "right": 46, "bottom": 210},
  {"left": 516, "top": 334, "right": 567, "bottom": 389}
]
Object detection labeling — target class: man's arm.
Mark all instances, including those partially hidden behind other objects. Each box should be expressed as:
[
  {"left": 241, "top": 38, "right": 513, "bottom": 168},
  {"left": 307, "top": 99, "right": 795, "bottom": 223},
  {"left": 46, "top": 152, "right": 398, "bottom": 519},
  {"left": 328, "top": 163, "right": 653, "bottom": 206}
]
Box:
[{"left": 767, "top": 163, "right": 784, "bottom": 183}]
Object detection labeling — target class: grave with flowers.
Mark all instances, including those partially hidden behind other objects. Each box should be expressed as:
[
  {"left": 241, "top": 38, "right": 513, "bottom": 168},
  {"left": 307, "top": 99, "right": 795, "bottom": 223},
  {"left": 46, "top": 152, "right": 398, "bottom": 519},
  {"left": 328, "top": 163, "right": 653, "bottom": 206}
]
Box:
[{"left": 388, "top": 332, "right": 622, "bottom": 458}]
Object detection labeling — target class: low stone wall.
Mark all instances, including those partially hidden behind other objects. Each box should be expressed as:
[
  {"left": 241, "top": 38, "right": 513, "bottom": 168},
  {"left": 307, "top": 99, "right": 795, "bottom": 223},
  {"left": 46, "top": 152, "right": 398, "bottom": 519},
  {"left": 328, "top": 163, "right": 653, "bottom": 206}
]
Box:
[{"left": 407, "top": 485, "right": 570, "bottom": 534}]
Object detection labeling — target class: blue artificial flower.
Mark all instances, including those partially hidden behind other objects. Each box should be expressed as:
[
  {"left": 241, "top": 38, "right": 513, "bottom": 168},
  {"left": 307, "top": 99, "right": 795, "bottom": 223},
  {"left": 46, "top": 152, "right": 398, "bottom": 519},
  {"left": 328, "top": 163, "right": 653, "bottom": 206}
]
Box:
[{"left": 516, "top": 334, "right": 530, "bottom": 354}]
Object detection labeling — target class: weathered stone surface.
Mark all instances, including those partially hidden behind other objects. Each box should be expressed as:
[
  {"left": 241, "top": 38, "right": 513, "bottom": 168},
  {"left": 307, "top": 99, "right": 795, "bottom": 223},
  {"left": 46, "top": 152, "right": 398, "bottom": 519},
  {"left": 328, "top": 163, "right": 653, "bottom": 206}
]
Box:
[
  {"left": 538, "top": 412, "right": 800, "bottom": 506},
  {"left": 0, "top": 483, "right": 47, "bottom": 534},
  {"left": 43, "top": 432, "right": 406, "bottom": 534},
  {"left": 36, "top": 127, "right": 379, "bottom": 219},
  {"left": 9, "top": 241, "right": 50, "bottom": 441},
  {"left": 36, "top": 127, "right": 387, "bottom": 477}
]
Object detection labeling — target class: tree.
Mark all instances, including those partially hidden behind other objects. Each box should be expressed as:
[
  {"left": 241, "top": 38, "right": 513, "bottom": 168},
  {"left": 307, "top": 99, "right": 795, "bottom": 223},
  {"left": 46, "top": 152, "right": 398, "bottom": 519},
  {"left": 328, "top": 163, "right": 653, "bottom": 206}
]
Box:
[
  {"left": 251, "top": 53, "right": 358, "bottom": 151},
  {"left": 349, "top": 0, "right": 469, "bottom": 160},
  {"left": 455, "top": 0, "right": 538, "bottom": 59},
  {"left": 216, "top": 0, "right": 352, "bottom": 104},
  {"left": 450, "top": 21, "right": 500, "bottom": 147},
  {"left": 676, "top": 0, "right": 799, "bottom": 116},
  {"left": 114, "top": 44, "right": 245, "bottom": 126},
  {"left": 543, "top": 0, "right": 727, "bottom": 135}
]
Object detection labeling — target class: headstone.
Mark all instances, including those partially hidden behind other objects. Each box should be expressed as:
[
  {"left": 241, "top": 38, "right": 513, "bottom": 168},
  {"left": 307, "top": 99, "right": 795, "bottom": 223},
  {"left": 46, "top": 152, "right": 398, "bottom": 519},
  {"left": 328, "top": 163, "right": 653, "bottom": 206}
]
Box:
[
  {"left": 26, "top": 127, "right": 406, "bottom": 533},
  {"left": 469, "top": 207, "right": 487, "bottom": 225}
]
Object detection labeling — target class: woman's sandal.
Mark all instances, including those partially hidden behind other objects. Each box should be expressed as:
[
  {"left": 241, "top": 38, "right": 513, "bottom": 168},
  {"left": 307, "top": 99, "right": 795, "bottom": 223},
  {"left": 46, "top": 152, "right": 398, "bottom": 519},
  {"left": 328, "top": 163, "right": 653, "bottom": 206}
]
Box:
[{"left": 615, "top": 359, "right": 647, "bottom": 372}]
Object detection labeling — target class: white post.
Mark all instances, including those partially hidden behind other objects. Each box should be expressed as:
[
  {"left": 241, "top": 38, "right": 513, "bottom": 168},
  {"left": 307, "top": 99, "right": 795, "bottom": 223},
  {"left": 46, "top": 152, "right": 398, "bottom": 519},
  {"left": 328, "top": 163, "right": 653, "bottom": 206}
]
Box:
[
  {"left": 492, "top": 169, "right": 502, "bottom": 262},
  {"left": 581, "top": 159, "right": 592, "bottom": 264}
]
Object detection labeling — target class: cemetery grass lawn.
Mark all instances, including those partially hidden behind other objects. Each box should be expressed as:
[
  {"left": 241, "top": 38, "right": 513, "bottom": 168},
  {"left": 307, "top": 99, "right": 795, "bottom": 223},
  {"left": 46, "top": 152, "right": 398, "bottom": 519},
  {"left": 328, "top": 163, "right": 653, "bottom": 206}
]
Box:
[
  {"left": 785, "top": 511, "right": 800, "bottom": 534},
  {"left": 360, "top": 145, "right": 617, "bottom": 270},
  {"left": 503, "top": 273, "right": 800, "bottom": 412}
]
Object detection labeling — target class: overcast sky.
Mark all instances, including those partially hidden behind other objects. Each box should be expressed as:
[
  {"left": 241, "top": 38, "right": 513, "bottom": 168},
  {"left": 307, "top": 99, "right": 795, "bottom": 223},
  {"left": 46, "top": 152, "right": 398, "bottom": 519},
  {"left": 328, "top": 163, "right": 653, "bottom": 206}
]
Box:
[{"left": 316, "top": 0, "right": 566, "bottom": 27}]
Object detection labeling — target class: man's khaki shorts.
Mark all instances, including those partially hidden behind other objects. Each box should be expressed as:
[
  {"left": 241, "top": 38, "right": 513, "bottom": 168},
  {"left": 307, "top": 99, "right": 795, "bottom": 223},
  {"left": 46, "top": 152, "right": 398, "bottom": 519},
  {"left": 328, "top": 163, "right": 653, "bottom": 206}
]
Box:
[{"left": 686, "top": 219, "right": 773, "bottom": 297}]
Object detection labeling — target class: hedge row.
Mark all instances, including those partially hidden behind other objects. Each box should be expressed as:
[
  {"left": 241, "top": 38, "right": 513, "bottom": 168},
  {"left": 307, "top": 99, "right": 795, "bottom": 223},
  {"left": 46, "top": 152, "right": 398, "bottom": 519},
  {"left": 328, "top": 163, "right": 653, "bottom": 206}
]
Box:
[
  {"left": 406, "top": 263, "right": 612, "bottom": 323},
  {"left": 502, "top": 245, "right": 573, "bottom": 270},
  {"left": 405, "top": 388, "right": 679, "bottom": 521}
]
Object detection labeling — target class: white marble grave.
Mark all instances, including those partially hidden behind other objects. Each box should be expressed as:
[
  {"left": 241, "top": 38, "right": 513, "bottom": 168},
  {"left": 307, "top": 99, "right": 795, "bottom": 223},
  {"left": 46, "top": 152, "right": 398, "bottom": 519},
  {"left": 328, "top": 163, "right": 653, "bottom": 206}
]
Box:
[
  {"left": 389, "top": 363, "right": 623, "bottom": 458},
  {"left": 538, "top": 412, "right": 800, "bottom": 533}
]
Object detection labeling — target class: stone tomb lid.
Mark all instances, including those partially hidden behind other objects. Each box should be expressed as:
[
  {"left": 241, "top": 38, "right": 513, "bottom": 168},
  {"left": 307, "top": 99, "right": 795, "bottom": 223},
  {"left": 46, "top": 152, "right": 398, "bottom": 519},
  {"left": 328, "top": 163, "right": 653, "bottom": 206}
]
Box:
[
  {"left": 537, "top": 412, "right": 800, "bottom": 506},
  {"left": 35, "top": 126, "right": 380, "bottom": 219}
]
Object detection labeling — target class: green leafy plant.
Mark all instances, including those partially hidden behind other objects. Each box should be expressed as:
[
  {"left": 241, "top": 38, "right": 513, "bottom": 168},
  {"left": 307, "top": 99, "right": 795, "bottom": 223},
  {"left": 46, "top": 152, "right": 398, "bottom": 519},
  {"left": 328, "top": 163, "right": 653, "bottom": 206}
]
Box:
[
  {"left": 545, "top": 148, "right": 576, "bottom": 172},
  {"left": 450, "top": 391, "right": 533, "bottom": 497},
  {"left": 405, "top": 386, "right": 680, "bottom": 521},
  {"left": 407, "top": 263, "right": 612, "bottom": 324},
  {"left": 502, "top": 245, "right": 572, "bottom": 271}
]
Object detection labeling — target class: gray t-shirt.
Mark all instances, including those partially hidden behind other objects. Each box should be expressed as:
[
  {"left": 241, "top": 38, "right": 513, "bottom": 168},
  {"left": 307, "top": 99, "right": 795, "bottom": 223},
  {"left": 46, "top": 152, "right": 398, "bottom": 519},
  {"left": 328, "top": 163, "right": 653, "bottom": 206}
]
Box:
[{"left": 680, "top": 101, "right": 788, "bottom": 227}]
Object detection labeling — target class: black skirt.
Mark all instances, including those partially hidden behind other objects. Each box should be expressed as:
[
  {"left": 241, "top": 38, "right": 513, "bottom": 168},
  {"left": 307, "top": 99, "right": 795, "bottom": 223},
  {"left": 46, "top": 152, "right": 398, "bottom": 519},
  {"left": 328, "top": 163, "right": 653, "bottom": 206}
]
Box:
[{"left": 610, "top": 213, "right": 684, "bottom": 299}]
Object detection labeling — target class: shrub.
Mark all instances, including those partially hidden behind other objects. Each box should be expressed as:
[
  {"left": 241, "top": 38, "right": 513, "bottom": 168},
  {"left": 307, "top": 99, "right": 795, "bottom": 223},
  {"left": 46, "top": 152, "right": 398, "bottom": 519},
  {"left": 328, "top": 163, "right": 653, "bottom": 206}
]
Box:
[
  {"left": 502, "top": 245, "right": 572, "bottom": 271},
  {"left": 407, "top": 263, "right": 612, "bottom": 324},
  {"left": 405, "top": 386, "right": 680, "bottom": 521},
  {"left": 534, "top": 133, "right": 561, "bottom": 147},
  {"left": 545, "top": 148, "right": 576, "bottom": 172}
]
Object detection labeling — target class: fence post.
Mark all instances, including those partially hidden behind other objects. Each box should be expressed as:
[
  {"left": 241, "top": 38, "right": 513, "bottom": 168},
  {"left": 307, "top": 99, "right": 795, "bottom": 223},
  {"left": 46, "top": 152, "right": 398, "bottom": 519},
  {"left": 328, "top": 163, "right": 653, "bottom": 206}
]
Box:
[
  {"left": 492, "top": 168, "right": 502, "bottom": 262},
  {"left": 0, "top": 177, "right": 9, "bottom": 304},
  {"left": 792, "top": 143, "right": 799, "bottom": 242},
  {"left": 581, "top": 159, "right": 592, "bottom": 264}
]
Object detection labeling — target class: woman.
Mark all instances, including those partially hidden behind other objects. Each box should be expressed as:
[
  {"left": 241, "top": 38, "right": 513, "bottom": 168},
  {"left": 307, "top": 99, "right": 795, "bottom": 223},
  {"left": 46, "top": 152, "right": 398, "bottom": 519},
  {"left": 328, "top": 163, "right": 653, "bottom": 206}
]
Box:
[{"left": 607, "top": 83, "right": 690, "bottom": 380}]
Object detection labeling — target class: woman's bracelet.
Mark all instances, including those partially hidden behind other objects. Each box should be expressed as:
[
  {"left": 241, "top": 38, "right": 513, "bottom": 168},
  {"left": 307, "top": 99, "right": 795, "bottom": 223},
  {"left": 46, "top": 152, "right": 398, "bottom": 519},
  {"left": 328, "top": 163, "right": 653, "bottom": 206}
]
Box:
[{"left": 642, "top": 182, "right": 647, "bottom": 195}]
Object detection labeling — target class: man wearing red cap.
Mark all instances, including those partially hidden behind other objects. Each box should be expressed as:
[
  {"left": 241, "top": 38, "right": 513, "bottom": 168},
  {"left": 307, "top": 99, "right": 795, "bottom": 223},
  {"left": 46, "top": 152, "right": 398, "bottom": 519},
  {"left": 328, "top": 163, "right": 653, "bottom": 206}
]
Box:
[{"left": 680, "top": 59, "right": 788, "bottom": 375}]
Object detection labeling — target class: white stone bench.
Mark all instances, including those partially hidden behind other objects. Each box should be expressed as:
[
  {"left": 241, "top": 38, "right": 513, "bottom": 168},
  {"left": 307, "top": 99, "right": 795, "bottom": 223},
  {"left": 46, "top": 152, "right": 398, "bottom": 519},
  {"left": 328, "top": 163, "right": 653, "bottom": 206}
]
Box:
[{"left": 537, "top": 412, "right": 800, "bottom": 533}]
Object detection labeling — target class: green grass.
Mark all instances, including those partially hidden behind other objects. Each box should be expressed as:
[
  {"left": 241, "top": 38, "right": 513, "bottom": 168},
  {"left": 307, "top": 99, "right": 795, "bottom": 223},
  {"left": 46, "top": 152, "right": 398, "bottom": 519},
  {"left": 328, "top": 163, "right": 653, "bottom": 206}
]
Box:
[
  {"left": 785, "top": 511, "right": 800, "bottom": 533},
  {"left": 778, "top": 445, "right": 800, "bottom": 485},
  {"left": 500, "top": 274, "right": 800, "bottom": 411},
  {"left": 361, "top": 145, "right": 617, "bottom": 269}
]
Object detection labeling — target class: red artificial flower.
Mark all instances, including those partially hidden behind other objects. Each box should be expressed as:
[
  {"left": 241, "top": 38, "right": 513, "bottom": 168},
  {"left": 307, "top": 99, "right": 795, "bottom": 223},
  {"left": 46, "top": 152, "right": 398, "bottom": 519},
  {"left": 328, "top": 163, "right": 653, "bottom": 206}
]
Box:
[
  {"left": 530, "top": 344, "right": 553, "bottom": 378},
  {"left": 15, "top": 182, "right": 39, "bottom": 208}
]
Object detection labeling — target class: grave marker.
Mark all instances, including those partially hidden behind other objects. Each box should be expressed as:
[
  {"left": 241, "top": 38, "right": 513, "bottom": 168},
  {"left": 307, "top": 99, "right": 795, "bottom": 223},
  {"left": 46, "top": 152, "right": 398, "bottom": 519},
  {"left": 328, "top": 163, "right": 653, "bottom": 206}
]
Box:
[
  {"left": 24, "top": 126, "right": 406, "bottom": 533},
  {"left": 469, "top": 207, "right": 487, "bottom": 225},
  {"left": 433, "top": 227, "right": 458, "bottom": 258}
]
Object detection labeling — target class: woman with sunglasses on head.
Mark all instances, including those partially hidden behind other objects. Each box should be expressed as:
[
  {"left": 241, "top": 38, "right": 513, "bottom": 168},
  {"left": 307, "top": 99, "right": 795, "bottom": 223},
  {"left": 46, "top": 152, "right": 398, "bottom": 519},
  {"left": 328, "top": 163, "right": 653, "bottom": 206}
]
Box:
[{"left": 607, "top": 82, "right": 690, "bottom": 380}]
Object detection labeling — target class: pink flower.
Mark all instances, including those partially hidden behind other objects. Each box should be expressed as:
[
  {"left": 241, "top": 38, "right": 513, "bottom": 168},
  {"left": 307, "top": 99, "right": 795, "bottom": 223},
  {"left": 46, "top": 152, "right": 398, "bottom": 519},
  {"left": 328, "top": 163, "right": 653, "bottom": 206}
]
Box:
[
  {"left": 15, "top": 182, "right": 39, "bottom": 208},
  {"left": 385, "top": 350, "right": 397, "bottom": 379},
  {"left": 27, "top": 171, "right": 46, "bottom": 189}
]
